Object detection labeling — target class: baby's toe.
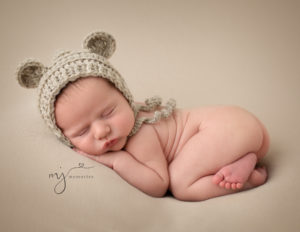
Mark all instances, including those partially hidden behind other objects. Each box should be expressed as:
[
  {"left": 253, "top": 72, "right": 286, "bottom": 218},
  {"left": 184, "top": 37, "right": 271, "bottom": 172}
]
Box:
[
  {"left": 225, "top": 183, "right": 231, "bottom": 189},
  {"left": 219, "top": 181, "right": 226, "bottom": 188},
  {"left": 231, "top": 183, "right": 237, "bottom": 190},
  {"left": 236, "top": 183, "right": 243, "bottom": 189}
]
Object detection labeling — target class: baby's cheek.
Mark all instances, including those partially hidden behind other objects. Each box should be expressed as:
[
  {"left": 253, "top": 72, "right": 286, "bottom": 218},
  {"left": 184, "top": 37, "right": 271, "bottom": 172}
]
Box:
[
  {"left": 116, "top": 113, "right": 134, "bottom": 131},
  {"left": 71, "top": 137, "right": 89, "bottom": 152}
]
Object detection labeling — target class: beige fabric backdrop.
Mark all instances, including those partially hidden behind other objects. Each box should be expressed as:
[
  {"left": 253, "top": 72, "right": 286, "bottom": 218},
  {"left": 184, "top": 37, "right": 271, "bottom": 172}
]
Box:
[{"left": 1, "top": 0, "right": 299, "bottom": 231}]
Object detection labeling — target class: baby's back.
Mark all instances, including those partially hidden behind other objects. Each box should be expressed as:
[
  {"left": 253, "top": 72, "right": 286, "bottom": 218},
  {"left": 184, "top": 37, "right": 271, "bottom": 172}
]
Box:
[{"left": 136, "top": 105, "right": 266, "bottom": 164}]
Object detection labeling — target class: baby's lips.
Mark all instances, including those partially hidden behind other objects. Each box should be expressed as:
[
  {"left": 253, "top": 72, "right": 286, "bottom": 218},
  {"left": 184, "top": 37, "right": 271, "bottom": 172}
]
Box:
[{"left": 103, "top": 138, "right": 118, "bottom": 149}]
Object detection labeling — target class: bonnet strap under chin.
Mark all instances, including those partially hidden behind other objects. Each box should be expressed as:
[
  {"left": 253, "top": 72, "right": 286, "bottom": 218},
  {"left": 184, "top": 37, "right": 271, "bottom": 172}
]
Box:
[{"left": 129, "top": 96, "right": 176, "bottom": 136}]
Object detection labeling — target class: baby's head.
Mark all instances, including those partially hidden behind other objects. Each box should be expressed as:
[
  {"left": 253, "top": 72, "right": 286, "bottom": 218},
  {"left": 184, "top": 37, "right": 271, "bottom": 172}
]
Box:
[
  {"left": 16, "top": 31, "right": 176, "bottom": 153},
  {"left": 55, "top": 76, "right": 135, "bottom": 155}
]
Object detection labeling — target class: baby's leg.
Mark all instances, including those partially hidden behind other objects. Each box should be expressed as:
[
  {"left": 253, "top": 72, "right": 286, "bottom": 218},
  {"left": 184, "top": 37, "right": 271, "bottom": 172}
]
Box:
[{"left": 168, "top": 123, "right": 268, "bottom": 201}]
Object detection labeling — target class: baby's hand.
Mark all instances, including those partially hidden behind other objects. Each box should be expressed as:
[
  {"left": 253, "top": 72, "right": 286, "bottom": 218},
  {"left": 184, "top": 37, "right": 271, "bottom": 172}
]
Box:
[{"left": 73, "top": 148, "right": 116, "bottom": 169}]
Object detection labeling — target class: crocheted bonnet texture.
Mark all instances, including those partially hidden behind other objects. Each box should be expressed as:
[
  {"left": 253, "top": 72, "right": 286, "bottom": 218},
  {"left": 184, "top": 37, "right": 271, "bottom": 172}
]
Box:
[{"left": 16, "top": 31, "right": 176, "bottom": 147}]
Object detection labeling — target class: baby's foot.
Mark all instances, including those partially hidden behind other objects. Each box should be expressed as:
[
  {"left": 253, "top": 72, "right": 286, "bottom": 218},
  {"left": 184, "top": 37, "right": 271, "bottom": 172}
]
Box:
[
  {"left": 247, "top": 166, "right": 268, "bottom": 188},
  {"left": 212, "top": 153, "right": 257, "bottom": 190}
]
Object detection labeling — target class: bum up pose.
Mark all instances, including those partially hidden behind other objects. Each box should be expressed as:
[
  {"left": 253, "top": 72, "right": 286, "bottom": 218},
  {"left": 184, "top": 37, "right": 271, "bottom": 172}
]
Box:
[{"left": 17, "top": 31, "right": 269, "bottom": 201}]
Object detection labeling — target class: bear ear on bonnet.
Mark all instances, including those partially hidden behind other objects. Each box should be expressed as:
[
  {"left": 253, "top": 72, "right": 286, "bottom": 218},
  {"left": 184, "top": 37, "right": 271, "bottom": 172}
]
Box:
[
  {"left": 83, "top": 31, "right": 116, "bottom": 59},
  {"left": 16, "top": 31, "right": 116, "bottom": 89},
  {"left": 16, "top": 59, "right": 45, "bottom": 89}
]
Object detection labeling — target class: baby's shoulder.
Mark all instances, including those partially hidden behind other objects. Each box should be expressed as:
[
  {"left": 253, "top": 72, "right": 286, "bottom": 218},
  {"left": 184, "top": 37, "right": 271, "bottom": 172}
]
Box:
[
  {"left": 124, "top": 124, "right": 168, "bottom": 162},
  {"left": 125, "top": 124, "right": 161, "bottom": 151}
]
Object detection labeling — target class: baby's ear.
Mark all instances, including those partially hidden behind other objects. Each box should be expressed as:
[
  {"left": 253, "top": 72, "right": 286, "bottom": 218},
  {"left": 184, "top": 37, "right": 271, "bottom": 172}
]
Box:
[
  {"left": 83, "top": 31, "right": 116, "bottom": 59},
  {"left": 16, "top": 59, "right": 45, "bottom": 88}
]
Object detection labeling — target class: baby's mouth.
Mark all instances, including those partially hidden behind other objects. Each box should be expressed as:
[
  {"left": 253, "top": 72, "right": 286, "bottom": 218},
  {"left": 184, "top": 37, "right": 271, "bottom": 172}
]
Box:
[{"left": 103, "top": 138, "right": 119, "bottom": 150}]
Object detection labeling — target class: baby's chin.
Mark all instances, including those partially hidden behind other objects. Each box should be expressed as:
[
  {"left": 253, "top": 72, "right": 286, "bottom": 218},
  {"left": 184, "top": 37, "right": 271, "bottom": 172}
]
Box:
[
  {"left": 105, "top": 144, "right": 125, "bottom": 154},
  {"left": 112, "top": 137, "right": 128, "bottom": 150}
]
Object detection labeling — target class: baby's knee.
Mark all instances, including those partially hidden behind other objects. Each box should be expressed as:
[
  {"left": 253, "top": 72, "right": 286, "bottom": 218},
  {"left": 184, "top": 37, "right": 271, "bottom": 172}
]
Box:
[
  {"left": 169, "top": 181, "right": 206, "bottom": 201},
  {"left": 169, "top": 180, "right": 189, "bottom": 201},
  {"left": 172, "top": 189, "right": 190, "bottom": 201},
  {"left": 169, "top": 168, "right": 193, "bottom": 201}
]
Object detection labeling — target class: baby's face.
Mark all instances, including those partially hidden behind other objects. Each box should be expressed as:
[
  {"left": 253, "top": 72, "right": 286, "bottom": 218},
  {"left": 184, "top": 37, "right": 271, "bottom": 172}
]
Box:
[{"left": 55, "top": 77, "right": 135, "bottom": 156}]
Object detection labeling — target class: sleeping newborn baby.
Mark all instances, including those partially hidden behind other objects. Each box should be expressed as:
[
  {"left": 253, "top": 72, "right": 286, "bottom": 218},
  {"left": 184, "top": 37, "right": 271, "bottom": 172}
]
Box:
[{"left": 17, "top": 31, "right": 269, "bottom": 201}]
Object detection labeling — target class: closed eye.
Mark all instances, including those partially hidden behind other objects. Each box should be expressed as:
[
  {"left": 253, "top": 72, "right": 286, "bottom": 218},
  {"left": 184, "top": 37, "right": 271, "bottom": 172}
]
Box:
[
  {"left": 77, "top": 127, "right": 89, "bottom": 137},
  {"left": 101, "top": 107, "right": 115, "bottom": 118}
]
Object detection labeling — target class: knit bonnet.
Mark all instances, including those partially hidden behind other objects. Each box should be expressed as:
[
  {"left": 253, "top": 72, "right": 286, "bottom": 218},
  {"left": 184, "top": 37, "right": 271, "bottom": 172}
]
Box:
[{"left": 16, "top": 31, "right": 176, "bottom": 147}]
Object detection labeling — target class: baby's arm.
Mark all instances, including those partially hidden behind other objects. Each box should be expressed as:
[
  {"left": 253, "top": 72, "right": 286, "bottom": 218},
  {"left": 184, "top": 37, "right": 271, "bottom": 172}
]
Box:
[{"left": 77, "top": 126, "right": 169, "bottom": 197}]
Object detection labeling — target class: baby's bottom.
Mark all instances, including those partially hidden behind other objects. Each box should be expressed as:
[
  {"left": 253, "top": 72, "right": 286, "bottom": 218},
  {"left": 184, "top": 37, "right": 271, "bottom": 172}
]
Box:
[{"left": 168, "top": 108, "right": 270, "bottom": 201}]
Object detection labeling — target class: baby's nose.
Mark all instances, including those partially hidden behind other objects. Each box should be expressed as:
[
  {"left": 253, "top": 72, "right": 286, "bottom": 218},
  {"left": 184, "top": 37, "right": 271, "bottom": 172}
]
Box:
[{"left": 93, "top": 122, "right": 111, "bottom": 140}]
